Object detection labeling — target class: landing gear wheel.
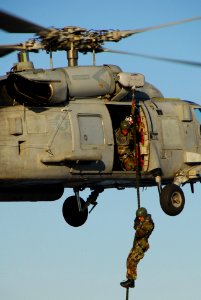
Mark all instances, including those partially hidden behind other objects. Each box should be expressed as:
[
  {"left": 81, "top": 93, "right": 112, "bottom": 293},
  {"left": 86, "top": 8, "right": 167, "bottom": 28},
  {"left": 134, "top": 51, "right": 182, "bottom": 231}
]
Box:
[
  {"left": 160, "top": 183, "right": 185, "bottom": 216},
  {"left": 62, "top": 196, "right": 88, "bottom": 227}
]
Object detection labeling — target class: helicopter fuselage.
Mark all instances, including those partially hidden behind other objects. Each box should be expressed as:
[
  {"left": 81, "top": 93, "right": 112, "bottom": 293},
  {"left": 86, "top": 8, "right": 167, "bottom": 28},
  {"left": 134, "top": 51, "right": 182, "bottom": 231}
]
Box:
[
  {"left": 0, "top": 95, "right": 201, "bottom": 192},
  {"left": 1, "top": 63, "right": 201, "bottom": 224}
]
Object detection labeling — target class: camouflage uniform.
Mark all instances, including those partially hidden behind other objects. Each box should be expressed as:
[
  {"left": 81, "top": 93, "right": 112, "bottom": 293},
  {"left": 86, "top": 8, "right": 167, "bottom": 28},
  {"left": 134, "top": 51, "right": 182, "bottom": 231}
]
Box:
[
  {"left": 126, "top": 214, "right": 154, "bottom": 280},
  {"left": 115, "top": 127, "right": 136, "bottom": 171}
]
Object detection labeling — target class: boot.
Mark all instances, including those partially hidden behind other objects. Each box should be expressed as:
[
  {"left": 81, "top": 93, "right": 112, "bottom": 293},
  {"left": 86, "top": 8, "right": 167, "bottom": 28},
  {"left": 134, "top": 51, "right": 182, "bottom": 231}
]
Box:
[{"left": 120, "top": 279, "right": 135, "bottom": 288}]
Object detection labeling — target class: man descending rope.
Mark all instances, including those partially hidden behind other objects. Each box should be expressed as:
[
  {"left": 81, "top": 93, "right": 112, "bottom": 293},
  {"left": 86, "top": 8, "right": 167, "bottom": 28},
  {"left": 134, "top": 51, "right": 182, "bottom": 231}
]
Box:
[{"left": 120, "top": 207, "right": 155, "bottom": 288}]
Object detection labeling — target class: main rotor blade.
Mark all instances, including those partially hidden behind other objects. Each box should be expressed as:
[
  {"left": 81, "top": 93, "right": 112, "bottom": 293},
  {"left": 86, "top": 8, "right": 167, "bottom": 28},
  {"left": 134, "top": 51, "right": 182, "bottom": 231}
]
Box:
[
  {"left": 103, "top": 48, "right": 201, "bottom": 68},
  {"left": 0, "top": 48, "right": 15, "bottom": 57},
  {"left": 0, "top": 10, "right": 47, "bottom": 33},
  {"left": 0, "top": 45, "right": 26, "bottom": 57},
  {"left": 0, "top": 42, "right": 44, "bottom": 57},
  {"left": 120, "top": 16, "right": 201, "bottom": 37}
]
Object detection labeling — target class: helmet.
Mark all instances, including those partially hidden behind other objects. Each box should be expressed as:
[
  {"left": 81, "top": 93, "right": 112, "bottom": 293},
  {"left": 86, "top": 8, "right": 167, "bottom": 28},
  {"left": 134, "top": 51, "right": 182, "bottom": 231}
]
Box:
[
  {"left": 136, "top": 207, "right": 148, "bottom": 217},
  {"left": 120, "top": 120, "right": 130, "bottom": 130}
]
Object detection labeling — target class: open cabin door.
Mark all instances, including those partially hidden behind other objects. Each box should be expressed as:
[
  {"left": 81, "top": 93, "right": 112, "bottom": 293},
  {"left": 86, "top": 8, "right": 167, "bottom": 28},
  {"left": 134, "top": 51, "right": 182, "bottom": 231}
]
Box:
[
  {"left": 106, "top": 102, "right": 150, "bottom": 173},
  {"left": 68, "top": 102, "right": 114, "bottom": 173}
]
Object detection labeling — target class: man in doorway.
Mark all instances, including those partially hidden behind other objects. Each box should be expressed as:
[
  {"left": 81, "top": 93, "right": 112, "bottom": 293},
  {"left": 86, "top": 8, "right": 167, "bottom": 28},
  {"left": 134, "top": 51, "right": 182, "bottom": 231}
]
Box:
[{"left": 115, "top": 120, "right": 136, "bottom": 171}]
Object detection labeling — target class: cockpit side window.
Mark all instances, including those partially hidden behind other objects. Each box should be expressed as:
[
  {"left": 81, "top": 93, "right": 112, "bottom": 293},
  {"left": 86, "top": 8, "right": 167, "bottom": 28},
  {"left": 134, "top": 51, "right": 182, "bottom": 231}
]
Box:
[
  {"left": 194, "top": 108, "right": 201, "bottom": 134},
  {"left": 194, "top": 108, "right": 201, "bottom": 123}
]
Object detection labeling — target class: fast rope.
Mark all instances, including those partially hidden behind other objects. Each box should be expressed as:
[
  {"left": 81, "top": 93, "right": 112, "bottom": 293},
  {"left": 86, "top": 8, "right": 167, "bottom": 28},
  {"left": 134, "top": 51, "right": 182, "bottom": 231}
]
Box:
[
  {"left": 131, "top": 89, "right": 141, "bottom": 210},
  {"left": 123, "top": 91, "right": 142, "bottom": 300},
  {"left": 124, "top": 92, "right": 141, "bottom": 300},
  {"left": 126, "top": 287, "right": 129, "bottom": 300}
]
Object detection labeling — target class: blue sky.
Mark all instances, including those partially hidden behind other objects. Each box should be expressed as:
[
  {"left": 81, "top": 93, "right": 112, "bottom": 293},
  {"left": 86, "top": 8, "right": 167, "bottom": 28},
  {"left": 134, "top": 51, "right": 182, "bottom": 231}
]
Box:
[{"left": 0, "top": 1, "right": 201, "bottom": 300}]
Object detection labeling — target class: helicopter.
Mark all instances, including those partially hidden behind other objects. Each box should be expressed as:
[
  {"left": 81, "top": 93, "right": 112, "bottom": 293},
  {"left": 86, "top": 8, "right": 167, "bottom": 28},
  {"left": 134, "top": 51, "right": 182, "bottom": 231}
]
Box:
[{"left": 0, "top": 10, "right": 201, "bottom": 227}]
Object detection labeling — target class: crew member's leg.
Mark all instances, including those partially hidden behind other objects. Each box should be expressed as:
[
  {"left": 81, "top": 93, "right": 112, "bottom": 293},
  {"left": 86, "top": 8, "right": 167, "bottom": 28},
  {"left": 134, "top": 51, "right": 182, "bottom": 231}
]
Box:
[
  {"left": 126, "top": 245, "right": 144, "bottom": 280},
  {"left": 120, "top": 244, "right": 144, "bottom": 288}
]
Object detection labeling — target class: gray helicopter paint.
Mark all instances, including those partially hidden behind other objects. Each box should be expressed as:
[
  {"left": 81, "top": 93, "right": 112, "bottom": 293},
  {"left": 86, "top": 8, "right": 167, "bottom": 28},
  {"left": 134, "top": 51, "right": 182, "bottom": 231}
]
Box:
[
  {"left": 9, "top": 65, "right": 119, "bottom": 103},
  {"left": 0, "top": 97, "right": 201, "bottom": 184},
  {"left": 143, "top": 99, "right": 201, "bottom": 180},
  {"left": 0, "top": 101, "right": 113, "bottom": 179}
]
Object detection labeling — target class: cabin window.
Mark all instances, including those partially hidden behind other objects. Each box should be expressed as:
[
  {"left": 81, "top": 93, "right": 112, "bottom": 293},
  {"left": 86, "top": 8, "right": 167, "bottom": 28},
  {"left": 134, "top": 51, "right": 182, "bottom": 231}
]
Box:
[{"left": 78, "top": 114, "right": 104, "bottom": 146}]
